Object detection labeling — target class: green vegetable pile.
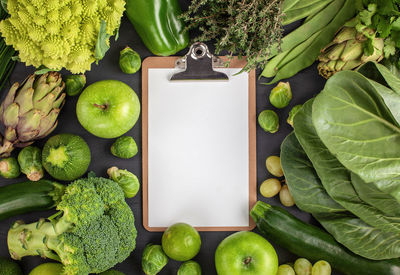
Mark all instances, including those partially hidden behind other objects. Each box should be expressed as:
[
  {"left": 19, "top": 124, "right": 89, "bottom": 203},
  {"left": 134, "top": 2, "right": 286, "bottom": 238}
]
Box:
[
  {"left": 7, "top": 175, "right": 137, "bottom": 275},
  {"left": 317, "top": 0, "right": 400, "bottom": 78},
  {"left": 263, "top": 0, "right": 356, "bottom": 83},
  {"left": 281, "top": 62, "right": 400, "bottom": 260}
]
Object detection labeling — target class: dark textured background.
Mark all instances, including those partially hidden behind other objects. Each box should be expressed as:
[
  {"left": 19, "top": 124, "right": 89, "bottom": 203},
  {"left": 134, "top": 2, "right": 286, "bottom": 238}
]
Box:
[{"left": 0, "top": 1, "right": 339, "bottom": 274}]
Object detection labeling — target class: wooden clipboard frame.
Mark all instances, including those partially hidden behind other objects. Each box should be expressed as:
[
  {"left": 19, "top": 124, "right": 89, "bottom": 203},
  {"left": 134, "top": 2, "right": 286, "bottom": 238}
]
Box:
[{"left": 142, "top": 56, "right": 257, "bottom": 232}]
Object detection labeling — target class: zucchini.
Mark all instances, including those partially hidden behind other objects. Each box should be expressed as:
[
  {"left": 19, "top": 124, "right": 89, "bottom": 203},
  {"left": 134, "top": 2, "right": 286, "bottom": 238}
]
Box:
[
  {"left": 250, "top": 201, "right": 400, "bottom": 275},
  {"left": 0, "top": 180, "right": 65, "bottom": 221}
]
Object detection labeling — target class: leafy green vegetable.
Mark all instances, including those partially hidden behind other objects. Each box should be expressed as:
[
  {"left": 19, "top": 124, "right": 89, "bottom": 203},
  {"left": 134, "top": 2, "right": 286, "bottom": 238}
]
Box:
[
  {"left": 281, "top": 131, "right": 400, "bottom": 260},
  {"left": 351, "top": 172, "right": 400, "bottom": 216},
  {"left": 358, "top": 61, "right": 400, "bottom": 93},
  {"left": 296, "top": 99, "right": 400, "bottom": 235},
  {"left": 34, "top": 66, "right": 56, "bottom": 75},
  {"left": 280, "top": 67, "right": 400, "bottom": 260},
  {"left": 313, "top": 71, "right": 400, "bottom": 185},
  {"left": 95, "top": 20, "right": 111, "bottom": 63}
]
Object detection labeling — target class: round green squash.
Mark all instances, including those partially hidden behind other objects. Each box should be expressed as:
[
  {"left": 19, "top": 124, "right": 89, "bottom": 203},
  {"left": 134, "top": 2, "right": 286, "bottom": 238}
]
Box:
[
  {"left": 42, "top": 134, "right": 91, "bottom": 181},
  {"left": 0, "top": 256, "right": 23, "bottom": 275}
]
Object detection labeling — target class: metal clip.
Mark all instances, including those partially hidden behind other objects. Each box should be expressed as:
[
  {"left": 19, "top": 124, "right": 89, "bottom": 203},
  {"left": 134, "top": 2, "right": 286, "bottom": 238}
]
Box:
[{"left": 171, "top": 43, "right": 228, "bottom": 81}]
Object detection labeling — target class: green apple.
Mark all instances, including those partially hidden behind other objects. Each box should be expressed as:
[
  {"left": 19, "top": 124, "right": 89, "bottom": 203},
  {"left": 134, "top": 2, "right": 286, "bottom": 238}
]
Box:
[
  {"left": 76, "top": 80, "right": 140, "bottom": 138},
  {"left": 215, "top": 231, "right": 278, "bottom": 275}
]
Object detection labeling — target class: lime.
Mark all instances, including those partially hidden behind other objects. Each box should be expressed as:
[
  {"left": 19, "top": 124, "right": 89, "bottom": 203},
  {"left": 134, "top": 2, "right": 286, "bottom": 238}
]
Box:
[
  {"left": 29, "top": 263, "right": 64, "bottom": 275},
  {"left": 161, "top": 223, "right": 201, "bottom": 261}
]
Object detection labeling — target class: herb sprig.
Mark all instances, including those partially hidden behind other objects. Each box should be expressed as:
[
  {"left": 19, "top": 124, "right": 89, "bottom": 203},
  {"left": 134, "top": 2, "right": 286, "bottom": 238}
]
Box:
[
  {"left": 356, "top": 0, "right": 400, "bottom": 59},
  {"left": 181, "top": 0, "right": 284, "bottom": 72}
]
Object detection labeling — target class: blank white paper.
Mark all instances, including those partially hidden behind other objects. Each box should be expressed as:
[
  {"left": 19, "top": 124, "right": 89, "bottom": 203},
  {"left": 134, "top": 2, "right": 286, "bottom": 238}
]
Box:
[{"left": 148, "top": 68, "right": 249, "bottom": 228}]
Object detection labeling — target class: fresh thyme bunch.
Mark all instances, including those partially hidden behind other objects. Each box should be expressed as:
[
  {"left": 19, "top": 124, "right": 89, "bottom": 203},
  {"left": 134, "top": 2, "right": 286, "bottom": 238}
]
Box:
[{"left": 181, "top": 0, "right": 284, "bottom": 72}]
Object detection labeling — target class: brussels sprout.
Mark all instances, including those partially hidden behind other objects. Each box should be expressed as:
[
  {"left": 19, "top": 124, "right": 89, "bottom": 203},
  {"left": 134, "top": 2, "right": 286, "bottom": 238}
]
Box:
[
  {"left": 178, "top": 260, "right": 202, "bottom": 275},
  {"left": 260, "top": 178, "right": 281, "bottom": 198},
  {"left": 312, "top": 260, "right": 331, "bottom": 275},
  {"left": 258, "top": 110, "right": 279, "bottom": 133},
  {"left": 142, "top": 244, "right": 168, "bottom": 275},
  {"left": 294, "top": 258, "right": 312, "bottom": 275},
  {"left": 18, "top": 146, "right": 44, "bottom": 181},
  {"left": 287, "top": 104, "right": 303, "bottom": 127},
  {"left": 119, "top": 46, "right": 141, "bottom": 74},
  {"left": 107, "top": 166, "right": 140, "bottom": 198},
  {"left": 64, "top": 74, "right": 86, "bottom": 96},
  {"left": 277, "top": 264, "right": 295, "bottom": 275},
  {"left": 269, "top": 82, "right": 292, "bottom": 108},
  {"left": 0, "top": 157, "right": 20, "bottom": 179},
  {"left": 266, "top": 155, "right": 283, "bottom": 177},
  {"left": 111, "top": 136, "right": 138, "bottom": 159}
]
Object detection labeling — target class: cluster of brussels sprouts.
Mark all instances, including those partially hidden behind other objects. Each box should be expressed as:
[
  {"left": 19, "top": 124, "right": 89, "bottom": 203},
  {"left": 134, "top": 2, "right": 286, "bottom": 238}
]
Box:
[{"left": 258, "top": 82, "right": 302, "bottom": 134}]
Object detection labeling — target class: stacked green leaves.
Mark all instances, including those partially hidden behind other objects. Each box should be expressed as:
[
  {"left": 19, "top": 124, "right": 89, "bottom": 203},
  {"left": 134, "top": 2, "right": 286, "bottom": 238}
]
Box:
[{"left": 281, "top": 62, "right": 400, "bottom": 260}]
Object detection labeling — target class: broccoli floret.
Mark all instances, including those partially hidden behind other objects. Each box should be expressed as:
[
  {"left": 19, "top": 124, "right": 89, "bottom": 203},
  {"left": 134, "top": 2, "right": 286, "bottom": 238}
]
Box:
[{"left": 7, "top": 177, "right": 136, "bottom": 275}]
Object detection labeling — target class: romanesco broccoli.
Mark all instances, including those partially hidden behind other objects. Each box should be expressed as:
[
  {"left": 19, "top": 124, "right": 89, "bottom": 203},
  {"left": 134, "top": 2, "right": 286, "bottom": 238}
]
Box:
[
  {"left": 7, "top": 176, "right": 137, "bottom": 275},
  {"left": 0, "top": 0, "right": 125, "bottom": 73}
]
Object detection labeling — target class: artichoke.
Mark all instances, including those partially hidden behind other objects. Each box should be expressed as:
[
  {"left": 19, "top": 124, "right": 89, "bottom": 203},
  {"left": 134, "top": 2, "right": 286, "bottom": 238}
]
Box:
[
  {"left": 318, "top": 23, "right": 384, "bottom": 79},
  {"left": 0, "top": 72, "right": 65, "bottom": 157}
]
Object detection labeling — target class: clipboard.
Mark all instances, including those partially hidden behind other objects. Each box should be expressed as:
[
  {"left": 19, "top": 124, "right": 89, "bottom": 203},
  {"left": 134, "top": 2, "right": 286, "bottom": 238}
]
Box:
[{"left": 142, "top": 43, "right": 256, "bottom": 232}]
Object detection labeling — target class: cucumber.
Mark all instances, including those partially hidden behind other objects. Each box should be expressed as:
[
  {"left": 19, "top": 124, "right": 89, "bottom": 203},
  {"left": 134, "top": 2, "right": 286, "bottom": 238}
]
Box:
[
  {"left": 250, "top": 201, "right": 400, "bottom": 275},
  {"left": 0, "top": 180, "right": 65, "bottom": 221}
]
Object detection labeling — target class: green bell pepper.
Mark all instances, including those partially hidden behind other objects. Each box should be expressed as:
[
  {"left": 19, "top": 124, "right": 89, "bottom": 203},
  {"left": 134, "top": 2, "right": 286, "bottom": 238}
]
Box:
[{"left": 125, "top": 0, "right": 189, "bottom": 56}]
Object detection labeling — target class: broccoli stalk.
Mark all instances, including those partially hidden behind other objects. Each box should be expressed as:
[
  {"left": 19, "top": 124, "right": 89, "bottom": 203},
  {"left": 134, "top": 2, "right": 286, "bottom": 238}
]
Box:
[
  {"left": 7, "top": 177, "right": 137, "bottom": 275},
  {"left": 8, "top": 218, "right": 70, "bottom": 260}
]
